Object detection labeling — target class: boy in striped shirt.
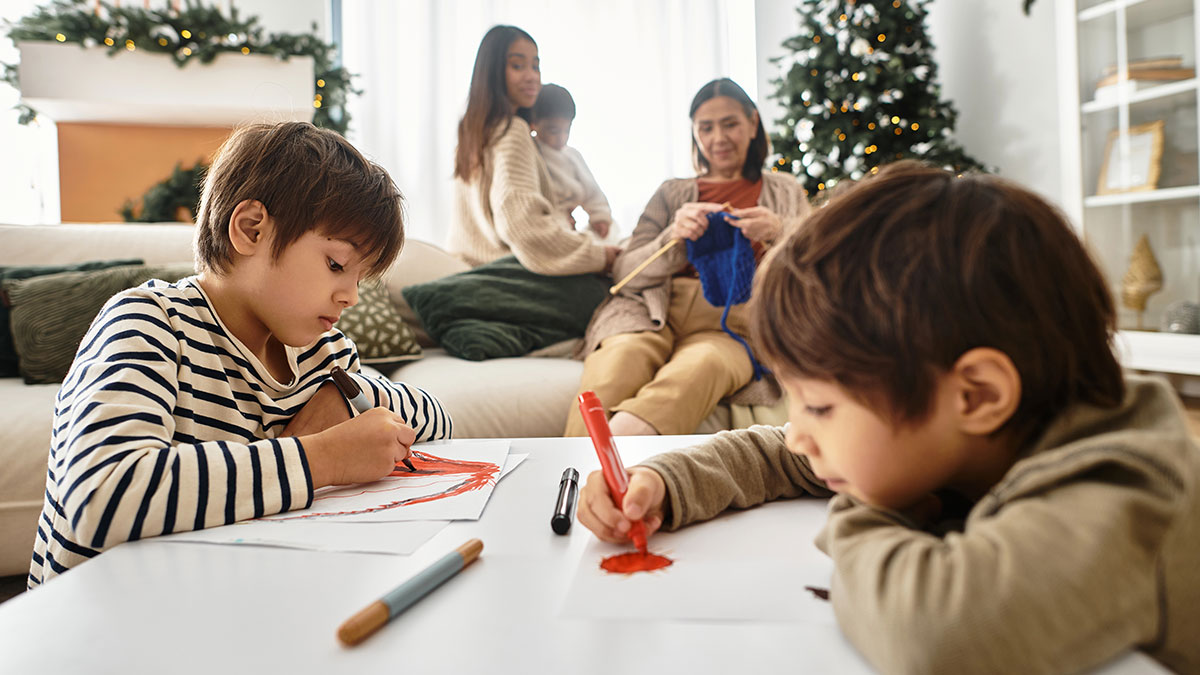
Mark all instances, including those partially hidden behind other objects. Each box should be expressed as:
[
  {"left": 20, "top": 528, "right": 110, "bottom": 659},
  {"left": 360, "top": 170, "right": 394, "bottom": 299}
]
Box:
[{"left": 29, "top": 122, "right": 451, "bottom": 588}]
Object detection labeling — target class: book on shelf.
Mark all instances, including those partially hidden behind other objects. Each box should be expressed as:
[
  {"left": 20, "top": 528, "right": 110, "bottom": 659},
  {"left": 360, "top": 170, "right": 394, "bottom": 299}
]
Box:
[
  {"left": 1095, "top": 67, "right": 1194, "bottom": 89},
  {"left": 1101, "top": 56, "right": 1184, "bottom": 77}
]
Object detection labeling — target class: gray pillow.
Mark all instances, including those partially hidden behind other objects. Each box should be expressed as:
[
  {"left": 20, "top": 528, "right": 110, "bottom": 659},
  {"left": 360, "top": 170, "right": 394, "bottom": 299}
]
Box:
[{"left": 3, "top": 263, "right": 196, "bottom": 384}]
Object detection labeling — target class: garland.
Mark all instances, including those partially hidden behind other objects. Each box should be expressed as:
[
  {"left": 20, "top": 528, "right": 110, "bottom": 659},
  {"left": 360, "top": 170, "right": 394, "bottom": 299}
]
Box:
[
  {"left": 1, "top": 0, "right": 358, "bottom": 134},
  {"left": 120, "top": 162, "right": 205, "bottom": 222}
]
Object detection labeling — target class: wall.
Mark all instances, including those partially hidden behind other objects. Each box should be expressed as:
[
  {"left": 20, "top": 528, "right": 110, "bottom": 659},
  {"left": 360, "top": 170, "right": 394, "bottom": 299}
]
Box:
[{"left": 754, "top": 0, "right": 1062, "bottom": 206}]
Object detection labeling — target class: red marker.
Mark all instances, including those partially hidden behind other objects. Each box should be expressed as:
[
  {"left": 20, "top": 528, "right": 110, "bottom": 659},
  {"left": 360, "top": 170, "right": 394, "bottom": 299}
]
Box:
[{"left": 577, "top": 391, "right": 648, "bottom": 553}]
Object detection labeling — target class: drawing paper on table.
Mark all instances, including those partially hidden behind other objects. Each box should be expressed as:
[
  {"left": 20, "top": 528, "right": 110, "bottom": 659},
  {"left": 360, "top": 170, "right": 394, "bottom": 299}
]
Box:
[
  {"left": 559, "top": 500, "right": 836, "bottom": 622},
  {"left": 258, "top": 440, "right": 510, "bottom": 522},
  {"left": 318, "top": 452, "right": 528, "bottom": 522},
  {"left": 160, "top": 520, "right": 447, "bottom": 555}
]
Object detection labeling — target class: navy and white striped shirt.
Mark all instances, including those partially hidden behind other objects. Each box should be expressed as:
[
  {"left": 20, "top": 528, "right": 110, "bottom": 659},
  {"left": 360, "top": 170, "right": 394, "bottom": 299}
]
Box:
[{"left": 29, "top": 277, "right": 451, "bottom": 588}]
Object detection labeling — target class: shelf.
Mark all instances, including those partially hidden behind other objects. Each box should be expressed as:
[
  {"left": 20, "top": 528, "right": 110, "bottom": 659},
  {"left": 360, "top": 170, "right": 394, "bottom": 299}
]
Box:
[
  {"left": 1085, "top": 185, "right": 1200, "bottom": 206},
  {"left": 1081, "top": 0, "right": 1194, "bottom": 29},
  {"left": 1117, "top": 329, "right": 1200, "bottom": 375},
  {"left": 1082, "top": 77, "right": 1198, "bottom": 112}
]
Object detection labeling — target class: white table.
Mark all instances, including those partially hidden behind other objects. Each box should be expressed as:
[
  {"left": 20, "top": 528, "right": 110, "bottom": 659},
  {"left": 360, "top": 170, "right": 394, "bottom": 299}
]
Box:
[{"left": 0, "top": 436, "right": 1167, "bottom": 674}]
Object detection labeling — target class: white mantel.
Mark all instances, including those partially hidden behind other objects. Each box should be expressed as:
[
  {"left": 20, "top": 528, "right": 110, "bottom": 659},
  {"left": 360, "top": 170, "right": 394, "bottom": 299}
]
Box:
[{"left": 18, "top": 41, "right": 314, "bottom": 126}]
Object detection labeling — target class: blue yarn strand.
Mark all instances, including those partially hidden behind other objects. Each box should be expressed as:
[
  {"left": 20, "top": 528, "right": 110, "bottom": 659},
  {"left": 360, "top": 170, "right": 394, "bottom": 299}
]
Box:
[{"left": 685, "top": 212, "right": 768, "bottom": 380}]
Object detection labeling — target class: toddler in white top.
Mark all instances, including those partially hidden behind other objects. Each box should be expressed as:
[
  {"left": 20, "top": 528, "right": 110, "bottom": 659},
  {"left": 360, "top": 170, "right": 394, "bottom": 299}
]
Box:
[{"left": 529, "top": 83, "right": 614, "bottom": 239}]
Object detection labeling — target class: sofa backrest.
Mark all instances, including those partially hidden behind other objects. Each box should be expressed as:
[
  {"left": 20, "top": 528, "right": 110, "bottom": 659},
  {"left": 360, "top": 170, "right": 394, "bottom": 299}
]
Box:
[{"left": 0, "top": 223, "right": 468, "bottom": 301}]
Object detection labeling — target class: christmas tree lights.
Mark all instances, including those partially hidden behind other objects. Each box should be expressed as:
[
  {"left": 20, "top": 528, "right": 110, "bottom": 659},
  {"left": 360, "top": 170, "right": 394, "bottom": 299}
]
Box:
[{"left": 768, "top": 0, "right": 985, "bottom": 194}]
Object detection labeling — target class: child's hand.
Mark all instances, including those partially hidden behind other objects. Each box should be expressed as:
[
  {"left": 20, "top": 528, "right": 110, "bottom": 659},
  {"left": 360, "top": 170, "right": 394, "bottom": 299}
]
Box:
[
  {"left": 303, "top": 408, "right": 416, "bottom": 488},
  {"left": 590, "top": 220, "right": 611, "bottom": 238},
  {"left": 578, "top": 466, "right": 666, "bottom": 544},
  {"left": 670, "top": 202, "right": 726, "bottom": 241},
  {"left": 728, "top": 205, "right": 783, "bottom": 243},
  {"left": 282, "top": 382, "right": 351, "bottom": 438}
]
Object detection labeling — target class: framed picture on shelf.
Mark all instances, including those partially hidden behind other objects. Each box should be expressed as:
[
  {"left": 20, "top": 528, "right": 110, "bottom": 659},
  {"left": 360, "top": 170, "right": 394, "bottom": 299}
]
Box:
[{"left": 1097, "top": 120, "right": 1165, "bottom": 195}]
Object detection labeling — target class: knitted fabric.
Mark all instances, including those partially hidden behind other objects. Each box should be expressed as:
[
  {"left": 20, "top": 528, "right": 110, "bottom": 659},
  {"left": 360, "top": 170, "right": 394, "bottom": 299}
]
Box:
[{"left": 685, "top": 212, "right": 767, "bottom": 380}]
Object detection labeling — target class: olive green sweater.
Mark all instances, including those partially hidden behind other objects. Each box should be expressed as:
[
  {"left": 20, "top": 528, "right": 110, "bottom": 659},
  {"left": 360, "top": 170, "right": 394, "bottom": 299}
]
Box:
[{"left": 641, "top": 375, "right": 1199, "bottom": 674}]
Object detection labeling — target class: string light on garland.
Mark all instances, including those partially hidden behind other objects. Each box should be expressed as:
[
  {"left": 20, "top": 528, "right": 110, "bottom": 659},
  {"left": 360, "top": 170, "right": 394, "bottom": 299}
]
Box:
[{"left": 2, "top": 0, "right": 359, "bottom": 135}]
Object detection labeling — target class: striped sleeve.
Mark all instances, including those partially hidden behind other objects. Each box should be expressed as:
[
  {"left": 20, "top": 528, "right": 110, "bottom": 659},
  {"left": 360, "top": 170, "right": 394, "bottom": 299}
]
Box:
[
  {"left": 348, "top": 370, "right": 453, "bottom": 442},
  {"left": 53, "top": 291, "right": 314, "bottom": 551}
]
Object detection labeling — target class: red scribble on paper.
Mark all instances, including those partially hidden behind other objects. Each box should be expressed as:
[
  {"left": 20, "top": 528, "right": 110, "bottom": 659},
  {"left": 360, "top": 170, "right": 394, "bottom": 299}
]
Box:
[
  {"left": 600, "top": 550, "right": 674, "bottom": 574},
  {"left": 272, "top": 450, "right": 499, "bottom": 520}
]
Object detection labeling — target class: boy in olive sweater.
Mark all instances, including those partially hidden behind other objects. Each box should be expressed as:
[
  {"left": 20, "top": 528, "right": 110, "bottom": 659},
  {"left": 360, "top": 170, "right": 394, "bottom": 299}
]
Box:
[{"left": 579, "top": 162, "right": 1199, "bottom": 674}]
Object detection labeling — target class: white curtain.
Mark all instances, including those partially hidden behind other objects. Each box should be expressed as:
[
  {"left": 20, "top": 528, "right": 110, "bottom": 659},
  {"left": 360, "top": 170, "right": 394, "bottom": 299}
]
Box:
[
  {"left": 0, "top": 0, "right": 60, "bottom": 225},
  {"left": 340, "top": 0, "right": 757, "bottom": 246}
]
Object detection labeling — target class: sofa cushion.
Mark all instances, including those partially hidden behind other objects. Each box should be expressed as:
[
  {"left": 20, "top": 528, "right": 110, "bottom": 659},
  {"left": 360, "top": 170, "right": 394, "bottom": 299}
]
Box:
[
  {"left": 383, "top": 239, "right": 470, "bottom": 348},
  {"left": 401, "top": 256, "right": 608, "bottom": 361},
  {"left": 4, "top": 262, "right": 195, "bottom": 384},
  {"left": 387, "top": 349, "right": 585, "bottom": 438},
  {"left": 0, "top": 258, "right": 144, "bottom": 377},
  {"left": 0, "top": 378, "right": 58, "bottom": 576},
  {"left": 337, "top": 280, "right": 422, "bottom": 366}
]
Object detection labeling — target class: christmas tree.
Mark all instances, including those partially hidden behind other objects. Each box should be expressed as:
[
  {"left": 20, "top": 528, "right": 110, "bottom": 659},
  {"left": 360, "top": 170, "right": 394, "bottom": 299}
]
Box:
[{"left": 768, "top": 0, "right": 985, "bottom": 195}]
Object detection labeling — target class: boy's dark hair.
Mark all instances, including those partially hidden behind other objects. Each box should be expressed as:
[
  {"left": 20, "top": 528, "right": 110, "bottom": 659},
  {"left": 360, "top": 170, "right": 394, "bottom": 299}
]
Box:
[
  {"left": 689, "top": 78, "right": 769, "bottom": 182},
  {"left": 751, "top": 160, "right": 1124, "bottom": 445},
  {"left": 195, "top": 121, "right": 404, "bottom": 279},
  {"left": 531, "top": 83, "right": 576, "bottom": 122}
]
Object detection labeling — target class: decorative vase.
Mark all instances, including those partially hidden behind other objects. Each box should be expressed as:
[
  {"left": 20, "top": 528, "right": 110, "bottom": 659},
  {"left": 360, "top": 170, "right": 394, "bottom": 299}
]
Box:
[{"left": 1120, "top": 234, "right": 1164, "bottom": 328}]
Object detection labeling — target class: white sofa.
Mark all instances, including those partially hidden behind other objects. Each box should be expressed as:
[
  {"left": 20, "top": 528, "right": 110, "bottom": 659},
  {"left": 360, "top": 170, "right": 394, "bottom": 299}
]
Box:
[{"left": 0, "top": 222, "right": 747, "bottom": 577}]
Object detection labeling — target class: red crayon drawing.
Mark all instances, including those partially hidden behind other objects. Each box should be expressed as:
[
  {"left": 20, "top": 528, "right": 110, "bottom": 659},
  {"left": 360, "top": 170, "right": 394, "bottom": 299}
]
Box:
[
  {"left": 600, "top": 550, "right": 674, "bottom": 575},
  {"left": 270, "top": 450, "right": 500, "bottom": 520}
]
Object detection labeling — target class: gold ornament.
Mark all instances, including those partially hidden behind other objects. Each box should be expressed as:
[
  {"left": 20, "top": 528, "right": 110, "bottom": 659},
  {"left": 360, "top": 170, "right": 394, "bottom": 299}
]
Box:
[{"left": 1121, "top": 234, "right": 1164, "bottom": 328}]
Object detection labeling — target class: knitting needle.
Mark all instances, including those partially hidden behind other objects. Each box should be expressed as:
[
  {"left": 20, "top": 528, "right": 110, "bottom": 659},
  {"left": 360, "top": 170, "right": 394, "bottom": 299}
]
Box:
[{"left": 608, "top": 202, "right": 732, "bottom": 295}]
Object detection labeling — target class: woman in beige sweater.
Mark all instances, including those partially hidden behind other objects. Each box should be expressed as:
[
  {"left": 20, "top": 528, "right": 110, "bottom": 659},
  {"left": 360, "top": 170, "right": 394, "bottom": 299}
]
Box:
[
  {"left": 448, "top": 25, "right": 616, "bottom": 276},
  {"left": 564, "top": 78, "right": 811, "bottom": 437}
]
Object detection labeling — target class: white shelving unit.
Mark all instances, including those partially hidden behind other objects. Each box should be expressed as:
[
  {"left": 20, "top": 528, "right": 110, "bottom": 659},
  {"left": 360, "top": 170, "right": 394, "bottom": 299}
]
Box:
[{"left": 1057, "top": 0, "right": 1200, "bottom": 378}]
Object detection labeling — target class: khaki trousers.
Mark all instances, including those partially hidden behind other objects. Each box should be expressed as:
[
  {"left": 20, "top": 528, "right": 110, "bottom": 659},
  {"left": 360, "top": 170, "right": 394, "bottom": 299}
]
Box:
[{"left": 564, "top": 277, "right": 754, "bottom": 436}]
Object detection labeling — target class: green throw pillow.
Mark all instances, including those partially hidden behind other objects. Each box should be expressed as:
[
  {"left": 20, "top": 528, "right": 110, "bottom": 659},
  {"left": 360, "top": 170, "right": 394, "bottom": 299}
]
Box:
[
  {"left": 401, "top": 255, "right": 609, "bottom": 361},
  {"left": 336, "top": 280, "right": 422, "bottom": 366},
  {"left": 3, "top": 262, "right": 196, "bottom": 384},
  {"left": 0, "top": 258, "right": 143, "bottom": 377}
]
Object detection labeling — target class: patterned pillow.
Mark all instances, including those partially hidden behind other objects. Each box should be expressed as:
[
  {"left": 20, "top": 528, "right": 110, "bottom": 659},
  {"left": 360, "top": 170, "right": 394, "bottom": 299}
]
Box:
[
  {"left": 337, "top": 281, "right": 422, "bottom": 366},
  {"left": 3, "top": 262, "right": 196, "bottom": 384}
]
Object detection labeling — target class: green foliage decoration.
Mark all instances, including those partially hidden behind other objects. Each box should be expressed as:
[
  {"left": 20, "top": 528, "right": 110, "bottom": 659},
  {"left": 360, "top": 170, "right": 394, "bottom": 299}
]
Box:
[
  {"left": 1, "top": 0, "right": 357, "bottom": 134},
  {"left": 767, "top": 0, "right": 986, "bottom": 196},
  {"left": 120, "top": 162, "right": 205, "bottom": 223}
]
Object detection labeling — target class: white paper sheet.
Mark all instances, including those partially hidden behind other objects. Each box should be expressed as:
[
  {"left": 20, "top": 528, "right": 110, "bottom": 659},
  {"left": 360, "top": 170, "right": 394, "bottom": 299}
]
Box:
[
  {"left": 160, "top": 519, "right": 447, "bottom": 555},
  {"left": 258, "top": 439, "right": 510, "bottom": 522},
  {"left": 560, "top": 499, "right": 836, "bottom": 622}
]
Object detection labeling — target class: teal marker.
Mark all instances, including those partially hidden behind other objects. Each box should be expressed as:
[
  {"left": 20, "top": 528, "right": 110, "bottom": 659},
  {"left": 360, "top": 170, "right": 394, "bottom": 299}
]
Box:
[{"left": 337, "top": 538, "right": 483, "bottom": 646}]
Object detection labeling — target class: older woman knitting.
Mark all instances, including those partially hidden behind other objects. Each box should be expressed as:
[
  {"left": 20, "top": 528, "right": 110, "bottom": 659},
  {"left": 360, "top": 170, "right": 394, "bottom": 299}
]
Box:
[{"left": 564, "top": 78, "right": 811, "bottom": 436}]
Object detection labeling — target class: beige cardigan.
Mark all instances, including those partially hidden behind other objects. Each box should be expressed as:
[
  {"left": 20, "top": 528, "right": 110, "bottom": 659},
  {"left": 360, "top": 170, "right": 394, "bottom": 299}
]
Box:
[
  {"left": 641, "top": 375, "right": 1200, "bottom": 675},
  {"left": 448, "top": 117, "right": 607, "bottom": 275},
  {"left": 578, "top": 172, "right": 811, "bottom": 404}
]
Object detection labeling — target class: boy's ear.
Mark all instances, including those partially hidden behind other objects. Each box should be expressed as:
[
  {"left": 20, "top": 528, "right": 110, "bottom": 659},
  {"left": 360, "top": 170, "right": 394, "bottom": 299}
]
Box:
[
  {"left": 228, "top": 199, "right": 272, "bottom": 256},
  {"left": 951, "top": 347, "right": 1021, "bottom": 436}
]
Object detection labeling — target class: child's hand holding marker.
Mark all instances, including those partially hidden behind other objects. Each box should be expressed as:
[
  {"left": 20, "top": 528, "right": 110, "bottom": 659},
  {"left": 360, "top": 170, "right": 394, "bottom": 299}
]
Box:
[
  {"left": 296, "top": 366, "right": 417, "bottom": 488},
  {"left": 578, "top": 466, "right": 667, "bottom": 545},
  {"left": 303, "top": 408, "right": 416, "bottom": 487}
]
